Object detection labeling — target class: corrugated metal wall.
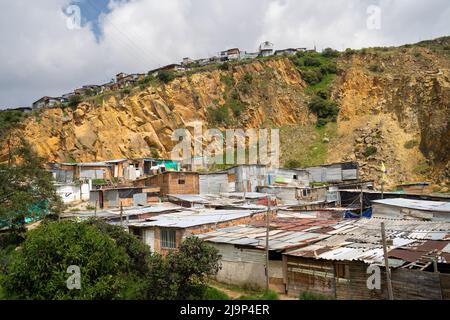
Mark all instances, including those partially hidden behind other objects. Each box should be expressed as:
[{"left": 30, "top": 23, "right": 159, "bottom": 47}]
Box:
[
  {"left": 199, "top": 174, "right": 229, "bottom": 194},
  {"left": 80, "top": 169, "right": 104, "bottom": 179}
]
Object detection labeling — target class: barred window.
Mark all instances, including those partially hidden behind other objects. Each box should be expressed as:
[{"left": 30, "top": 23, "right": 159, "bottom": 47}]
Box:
[{"left": 161, "top": 229, "right": 177, "bottom": 249}]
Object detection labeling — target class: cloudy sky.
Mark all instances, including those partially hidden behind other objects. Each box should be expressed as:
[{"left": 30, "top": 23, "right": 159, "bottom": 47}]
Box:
[{"left": 1, "top": 0, "right": 449, "bottom": 108}]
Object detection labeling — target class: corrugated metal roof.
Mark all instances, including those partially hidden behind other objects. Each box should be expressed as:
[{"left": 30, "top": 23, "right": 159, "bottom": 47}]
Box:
[
  {"left": 197, "top": 225, "right": 330, "bottom": 251},
  {"left": 372, "top": 198, "right": 450, "bottom": 212},
  {"left": 128, "top": 209, "right": 265, "bottom": 229}
]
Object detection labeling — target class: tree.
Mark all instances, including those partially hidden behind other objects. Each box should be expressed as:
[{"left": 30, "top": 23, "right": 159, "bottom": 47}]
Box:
[
  {"left": 1, "top": 221, "right": 131, "bottom": 300},
  {"left": 322, "top": 48, "right": 340, "bottom": 58},
  {"left": 167, "top": 236, "right": 221, "bottom": 300},
  {"left": 0, "top": 140, "right": 63, "bottom": 231}
]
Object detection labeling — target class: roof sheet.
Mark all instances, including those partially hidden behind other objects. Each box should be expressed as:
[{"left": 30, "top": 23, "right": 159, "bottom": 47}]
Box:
[
  {"left": 128, "top": 209, "right": 265, "bottom": 229},
  {"left": 372, "top": 198, "right": 450, "bottom": 212},
  {"left": 197, "top": 224, "right": 330, "bottom": 251}
]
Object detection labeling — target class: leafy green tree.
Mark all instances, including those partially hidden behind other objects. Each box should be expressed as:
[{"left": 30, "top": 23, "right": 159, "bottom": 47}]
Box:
[
  {"left": 0, "top": 141, "right": 63, "bottom": 231},
  {"left": 0, "top": 110, "right": 25, "bottom": 139},
  {"left": 167, "top": 236, "right": 221, "bottom": 300},
  {"left": 1, "top": 221, "right": 131, "bottom": 300}
]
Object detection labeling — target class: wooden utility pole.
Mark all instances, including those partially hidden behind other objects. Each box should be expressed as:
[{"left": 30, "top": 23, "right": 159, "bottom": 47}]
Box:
[
  {"left": 381, "top": 222, "right": 394, "bottom": 300},
  {"left": 120, "top": 202, "right": 123, "bottom": 227},
  {"left": 360, "top": 183, "right": 364, "bottom": 216},
  {"left": 265, "top": 193, "right": 271, "bottom": 292}
]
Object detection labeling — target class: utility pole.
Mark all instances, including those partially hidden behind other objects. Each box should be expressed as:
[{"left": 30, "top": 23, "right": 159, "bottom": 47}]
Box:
[
  {"left": 94, "top": 200, "right": 97, "bottom": 218},
  {"left": 360, "top": 183, "right": 364, "bottom": 216},
  {"left": 120, "top": 202, "right": 123, "bottom": 227},
  {"left": 381, "top": 222, "right": 394, "bottom": 300},
  {"left": 265, "top": 193, "right": 271, "bottom": 292}
]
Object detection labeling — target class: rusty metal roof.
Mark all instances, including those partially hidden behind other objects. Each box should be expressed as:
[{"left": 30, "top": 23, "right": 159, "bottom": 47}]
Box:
[{"left": 197, "top": 225, "right": 330, "bottom": 251}]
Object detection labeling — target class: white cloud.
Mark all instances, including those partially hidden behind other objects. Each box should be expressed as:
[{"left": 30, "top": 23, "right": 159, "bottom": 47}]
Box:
[{"left": 1, "top": 0, "right": 449, "bottom": 108}]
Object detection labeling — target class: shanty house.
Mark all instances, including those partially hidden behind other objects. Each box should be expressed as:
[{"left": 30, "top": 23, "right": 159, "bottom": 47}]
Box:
[
  {"left": 146, "top": 171, "right": 199, "bottom": 196},
  {"left": 197, "top": 218, "right": 340, "bottom": 293},
  {"left": 371, "top": 198, "right": 450, "bottom": 221},
  {"left": 199, "top": 172, "right": 234, "bottom": 194},
  {"left": 304, "top": 162, "right": 359, "bottom": 183},
  {"left": 75, "top": 162, "right": 113, "bottom": 180},
  {"left": 225, "top": 165, "right": 268, "bottom": 193},
  {"left": 128, "top": 208, "right": 267, "bottom": 254},
  {"left": 283, "top": 218, "right": 450, "bottom": 299},
  {"left": 90, "top": 186, "right": 159, "bottom": 209}
]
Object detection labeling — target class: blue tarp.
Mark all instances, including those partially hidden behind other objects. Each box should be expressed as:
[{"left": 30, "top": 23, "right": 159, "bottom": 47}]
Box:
[{"left": 344, "top": 207, "right": 372, "bottom": 219}]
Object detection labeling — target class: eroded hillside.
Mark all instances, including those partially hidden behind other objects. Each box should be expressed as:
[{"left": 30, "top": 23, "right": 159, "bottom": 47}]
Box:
[{"left": 2, "top": 38, "right": 450, "bottom": 188}]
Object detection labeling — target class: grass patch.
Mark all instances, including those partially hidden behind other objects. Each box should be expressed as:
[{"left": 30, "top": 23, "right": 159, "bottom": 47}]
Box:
[
  {"left": 203, "top": 286, "right": 230, "bottom": 300},
  {"left": 238, "top": 290, "right": 279, "bottom": 300},
  {"left": 414, "top": 162, "right": 432, "bottom": 174},
  {"left": 281, "top": 123, "right": 337, "bottom": 168},
  {"left": 299, "top": 291, "right": 334, "bottom": 300},
  {"left": 404, "top": 139, "right": 419, "bottom": 149}
]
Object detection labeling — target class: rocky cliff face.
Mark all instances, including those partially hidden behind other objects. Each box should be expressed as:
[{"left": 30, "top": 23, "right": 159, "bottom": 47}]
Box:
[
  {"left": 17, "top": 58, "right": 312, "bottom": 162},
  {"left": 328, "top": 45, "right": 450, "bottom": 186},
  {"left": 3, "top": 41, "right": 450, "bottom": 187}
]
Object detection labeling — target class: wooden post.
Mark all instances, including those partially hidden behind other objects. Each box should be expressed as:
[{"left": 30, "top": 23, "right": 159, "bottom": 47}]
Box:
[
  {"left": 360, "top": 183, "right": 364, "bottom": 216},
  {"left": 381, "top": 222, "right": 394, "bottom": 300},
  {"left": 265, "top": 193, "right": 270, "bottom": 292},
  {"left": 120, "top": 202, "right": 123, "bottom": 227}
]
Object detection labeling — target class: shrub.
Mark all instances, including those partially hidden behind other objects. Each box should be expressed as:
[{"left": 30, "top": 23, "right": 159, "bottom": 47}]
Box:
[
  {"left": 404, "top": 140, "right": 419, "bottom": 149},
  {"left": 344, "top": 48, "right": 357, "bottom": 56},
  {"left": 322, "top": 48, "right": 340, "bottom": 58},
  {"left": 303, "top": 56, "right": 322, "bottom": 67},
  {"left": 243, "top": 73, "right": 253, "bottom": 83},
  {"left": 207, "top": 105, "right": 230, "bottom": 125},
  {"left": 157, "top": 70, "right": 175, "bottom": 84},
  {"left": 68, "top": 95, "right": 82, "bottom": 108},
  {"left": 308, "top": 96, "right": 340, "bottom": 127},
  {"left": 301, "top": 69, "right": 324, "bottom": 85},
  {"left": 368, "top": 64, "right": 384, "bottom": 73},
  {"left": 219, "top": 62, "right": 230, "bottom": 71},
  {"left": 221, "top": 75, "right": 235, "bottom": 88},
  {"left": 364, "top": 146, "right": 378, "bottom": 157},
  {"left": 321, "top": 63, "right": 337, "bottom": 74}
]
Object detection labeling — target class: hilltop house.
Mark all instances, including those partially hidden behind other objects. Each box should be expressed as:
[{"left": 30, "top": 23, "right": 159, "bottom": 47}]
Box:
[
  {"left": 259, "top": 41, "right": 274, "bottom": 57},
  {"left": 226, "top": 48, "right": 241, "bottom": 60},
  {"left": 32, "top": 96, "right": 61, "bottom": 110},
  {"left": 149, "top": 64, "right": 185, "bottom": 77}
]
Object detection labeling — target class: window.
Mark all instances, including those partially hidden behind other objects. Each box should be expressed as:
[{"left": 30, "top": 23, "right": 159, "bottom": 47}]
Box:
[
  {"left": 178, "top": 179, "right": 186, "bottom": 185},
  {"left": 335, "top": 263, "right": 349, "bottom": 278},
  {"left": 161, "top": 229, "right": 177, "bottom": 249}
]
